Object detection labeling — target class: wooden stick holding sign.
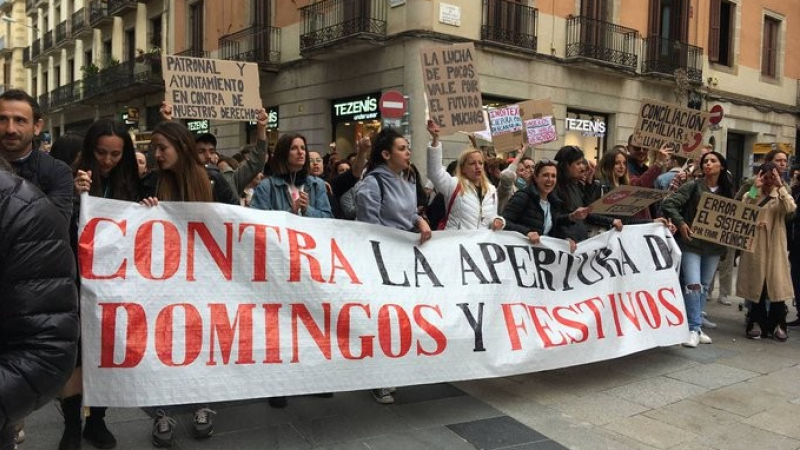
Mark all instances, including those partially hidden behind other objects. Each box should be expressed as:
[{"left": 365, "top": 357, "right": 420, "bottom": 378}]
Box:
[
  {"left": 690, "top": 193, "right": 761, "bottom": 252},
  {"left": 588, "top": 186, "right": 668, "bottom": 217}
]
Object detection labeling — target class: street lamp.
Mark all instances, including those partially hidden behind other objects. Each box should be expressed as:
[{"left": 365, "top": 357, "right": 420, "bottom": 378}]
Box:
[{"left": 1, "top": 15, "right": 38, "bottom": 31}]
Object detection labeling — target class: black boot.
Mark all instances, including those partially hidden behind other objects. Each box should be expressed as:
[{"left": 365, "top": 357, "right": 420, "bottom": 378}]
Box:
[
  {"left": 82, "top": 407, "right": 117, "bottom": 449},
  {"left": 59, "top": 395, "right": 83, "bottom": 450},
  {"left": 768, "top": 302, "right": 788, "bottom": 342},
  {"left": 746, "top": 301, "right": 770, "bottom": 339}
]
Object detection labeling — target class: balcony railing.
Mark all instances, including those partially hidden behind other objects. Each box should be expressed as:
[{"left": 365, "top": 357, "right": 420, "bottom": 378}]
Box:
[
  {"left": 23, "top": 46, "right": 30, "bottom": 64},
  {"left": 481, "top": 0, "right": 538, "bottom": 51},
  {"left": 219, "top": 26, "right": 280, "bottom": 65},
  {"left": 174, "top": 48, "right": 209, "bottom": 59},
  {"left": 89, "top": 0, "right": 111, "bottom": 26},
  {"left": 72, "top": 8, "right": 90, "bottom": 36},
  {"left": 300, "top": 0, "right": 387, "bottom": 51},
  {"left": 38, "top": 92, "right": 49, "bottom": 111},
  {"left": 42, "top": 29, "right": 53, "bottom": 52},
  {"left": 55, "top": 20, "right": 70, "bottom": 45},
  {"left": 31, "top": 38, "right": 40, "bottom": 59},
  {"left": 108, "top": 0, "right": 138, "bottom": 15},
  {"left": 49, "top": 80, "right": 82, "bottom": 109},
  {"left": 566, "top": 16, "right": 638, "bottom": 70},
  {"left": 81, "top": 56, "right": 163, "bottom": 101},
  {"left": 642, "top": 37, "right": 703, "bottom": 83}
]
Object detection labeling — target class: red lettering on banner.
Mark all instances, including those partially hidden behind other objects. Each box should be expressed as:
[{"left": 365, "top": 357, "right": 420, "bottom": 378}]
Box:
[
  {"left": 378, "top": 304, "right": 413, "bottom": 358},
  {"left": 135, "top": 220, "right": 181, "bottom": 280},
  {"left": 208, "top": 303, "right": 256, "bottom": 365},
  {"left": 413, "top": 305, "right": 447, "bottom": 356},
  {"left": 79, "top": 218, "right": 127, "bottom": 279},
  {"left": 99, "top": 303, "right": 146, "bottom": 368},
  {"left": 188, "top": 222, "right": 233, "bottom": 281},
  {"left": 608, "top": 292, "right": 641, "bottom": 336},
  {"left": 239, "top": 223, "right": 281, "bottom": 282},
  {"left": 155, "top": 304, "right": 203, "bottom": 366},
  {"left": 527, "top": 305, "right": 568, "bottom": 348},
  {"left": 328, "top": 239, "right": 362, "bottom": 284},
  {"left": 574, "top": 297, "right": 606, "bottom": 339},
  {"left": 551, "top": 305, "right": 589, "bottom": 344},
  {"left": 263, "top": 304, "right": 283, "bottom": 363},
  {"left": 635, "top": 291, "right": 662, "bottom": 328},
  {"left": 337, "top": 303, "right": 374, "bottom": 359},
  {"left": 501, "top": 303, "right": 529, "bottom": 351},
  {"left": 287, "top": 229, "right": 325, "bottom": 283},
  {"left": 291, "top": 303, "right": 331, "bottom": 362},
  {"left": 658, "top": 288, "right": 684, "bottom": 326}
]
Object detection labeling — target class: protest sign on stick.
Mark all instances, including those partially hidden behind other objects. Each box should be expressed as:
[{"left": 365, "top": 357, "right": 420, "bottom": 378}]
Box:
[
  {"left": 690, "top": 193, "right": 761, "bottom": 251},
  {"left": 163, "top": 55, "right": 261, "bottom": 121},
  {"left": 632, "top": 98, "right": 711, "bottom": 160},
  {"left": 525, "top": 116, "right": 557, "bottom": 146},
  {"left": 489, "top": 105, "right": 524, "bottom": 152},
  {"left": 420, "top": 43, "right": 484, "bottom": 135},
  {"left": 588, "top": 186, "right": 668, "bottom": 217}
]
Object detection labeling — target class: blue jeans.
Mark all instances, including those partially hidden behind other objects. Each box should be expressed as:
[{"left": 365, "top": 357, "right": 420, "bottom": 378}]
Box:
[{"left": 681, "top": 251, "right": 721, "bottom": 331}]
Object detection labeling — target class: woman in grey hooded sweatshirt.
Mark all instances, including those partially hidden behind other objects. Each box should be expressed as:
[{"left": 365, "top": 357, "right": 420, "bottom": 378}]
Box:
[{"left": 355, "top": 127, "right": 432, "bottom": 405}]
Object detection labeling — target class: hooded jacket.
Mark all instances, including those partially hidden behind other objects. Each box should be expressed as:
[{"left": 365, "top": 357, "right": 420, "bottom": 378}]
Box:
[{"left": 356, "top": 165, "right": 421, "bottom": 231}]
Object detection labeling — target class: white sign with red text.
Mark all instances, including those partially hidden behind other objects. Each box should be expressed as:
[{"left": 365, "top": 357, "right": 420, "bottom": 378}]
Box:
[{"left": 78, "top": 196, "right": 686, "bottom": 407}]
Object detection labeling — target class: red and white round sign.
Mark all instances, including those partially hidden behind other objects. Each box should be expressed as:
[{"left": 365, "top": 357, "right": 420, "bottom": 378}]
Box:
[
  {"left": 709, "top": 104, "right": 724, "bottom": 125},
  {"left": 379, "top": 91, "right": 406, "bottom": 119}
]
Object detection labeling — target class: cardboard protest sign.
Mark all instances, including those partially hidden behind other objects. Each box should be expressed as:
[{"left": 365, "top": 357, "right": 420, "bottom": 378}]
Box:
[
  {"left": 525, "top": 116, "right": 557, "bottom": 146},
  {"left": 588, "top": 186, "right": 668, "bottom": 217},
  {"left": 690, "top": 193, "right": 761, "bottom": 251},
  {"left": 163, "top": 55, "right": 261, "bottom": 121},
  {"left": 632, "top": 98, "right": 711, "bottom": 159},
  {"left": 518, "top": 99, "right": 554, "bottom": 121},
  {"left": 489, "top": 105, "right": 523, "bottom": 152},
  {"left": 78, "top": 196, "right": 684, "bottom": 407},
  {"left": 421, "top": 43, "right": 484, "bottom": 134}
]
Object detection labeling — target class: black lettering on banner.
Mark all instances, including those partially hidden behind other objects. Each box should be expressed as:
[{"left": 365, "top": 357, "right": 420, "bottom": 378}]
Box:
[
  {"left": 456, "top": 303, "right": 486, "bottom": 352},
  {"left": 370, "top": 240, "right": 410, "bottom": 287}
]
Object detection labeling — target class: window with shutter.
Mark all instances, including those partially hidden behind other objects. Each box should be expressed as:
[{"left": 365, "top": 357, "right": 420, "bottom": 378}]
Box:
[
  {"left": 708, "top": 0, "right": 720, "bottom": 62},
  {"left": 761, "top": 16, "right": 779, "bottom": 78}
]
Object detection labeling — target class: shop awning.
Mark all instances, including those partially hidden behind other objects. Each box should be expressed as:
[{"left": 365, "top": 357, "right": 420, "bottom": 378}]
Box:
[{"left": 753, "top": 142, "right": 794, "bottom": 154}]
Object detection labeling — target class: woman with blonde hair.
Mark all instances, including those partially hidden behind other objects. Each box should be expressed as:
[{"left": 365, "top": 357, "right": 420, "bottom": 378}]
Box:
[{"left": 426, "top": 121, "right": 504, "bottom": 230}]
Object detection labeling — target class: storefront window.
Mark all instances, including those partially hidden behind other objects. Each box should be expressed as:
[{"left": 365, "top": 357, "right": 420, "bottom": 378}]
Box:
[
  {"left": 564, "top": 110, "right": 608, "bottom": 163},
  {"left": 331, "top": 93, "right": 381, "bottom": 156},
  {"left": 246, "top": 106, "right": 279, "bottom": 148}
]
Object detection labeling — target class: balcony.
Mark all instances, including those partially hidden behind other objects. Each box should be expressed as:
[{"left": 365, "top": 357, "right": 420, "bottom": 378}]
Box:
[
  {"left": 174, "top": 48, "right": 209, "bottom": 59},
  {"left": 481, "top": 0, "right": 538, "bottom": 53},
  {"left": 642, "top": 37, "right": 703, "bottom": 83},
  {"left": 219, "top": 26, "right": 280, "bottom": 69},
  {"left": 300, "top": 0, "right": 386, "bottom": 54},
  {"left": 22, "top": 46, "right": 30, "bottom": 65},
  {"left": 89, "top": 0, "right": 111, "bottom": 27},
  {"left": 38, "top": 92, "right": 49, "bottom": 112},
  {"left": 55, "top": 20, "right": 71, "bottom": 46},
  {"left": 108, "top": 0, "right": 138, "bottom": 15},
  {"left": 72, "top": 8, "right": 91, "bottom": 38},
  {"left": 566, "top": 16, "right": 638, "bottom": 71},
  {"left": 30, "top": 37, "right": 41, "bottom": 60},
  {"left": 42, "top": 29, "right": 55, "bottom": 54},
  {"left": 81, "top": 56, "right": 163, "bottom": 104},
  {"left": 48, "top": 80, "right": 83, "bottom": 110}
]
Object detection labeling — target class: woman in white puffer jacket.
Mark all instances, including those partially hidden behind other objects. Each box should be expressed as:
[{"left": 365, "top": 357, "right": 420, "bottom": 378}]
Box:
[{"left": 426, "top": 120, "right": 505, "bottom": 231}]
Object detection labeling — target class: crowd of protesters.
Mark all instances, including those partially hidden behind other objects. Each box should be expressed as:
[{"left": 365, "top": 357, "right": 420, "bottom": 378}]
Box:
[{"left": 2, "top": 87, "right": 799, "bottom": 450}]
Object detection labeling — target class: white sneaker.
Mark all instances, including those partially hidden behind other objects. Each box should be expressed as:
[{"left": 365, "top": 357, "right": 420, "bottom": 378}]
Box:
[
  {"left": 682, "top": 330, "right": 700, "bottom": 348},
  {"left": 717, "top": 296, "right": 732, "bottom": 305},
  {"left": 702, "top": 317, "right": 717, "bottom": 329},
  {"left": 698, "top": 330, "right": 713, "bottom": 344},
  {"left": 701, "top": 310, "right": 708, "bottom": 318}
]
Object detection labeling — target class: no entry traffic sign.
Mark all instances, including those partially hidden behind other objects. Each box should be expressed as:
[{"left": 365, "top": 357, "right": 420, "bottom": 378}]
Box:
[
  {"left": 709, "top": 104, "right": 724, "bottom": 125},
  {"left": 379, "top": 91, "right": 407, "bottom": 119}
]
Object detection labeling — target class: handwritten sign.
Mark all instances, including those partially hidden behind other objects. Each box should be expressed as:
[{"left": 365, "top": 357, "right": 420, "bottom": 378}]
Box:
[
  {"left": 163, "top": 55, "right": 261, "bottom": 121},
  {"left": 421, "top": 43, "right": 484, "bottom": 134},
  {"left": 632, "top": 98, "right": 711, "bottom": 159},
  {"left": 488, "top": 105, "right": 524, "bottom": 151},
  {"left": 525, "top": 116, "right": 557, "bottom": 146},
  {"left": 588, "top": 186, "right": 669, "bottom": 217},
  {"left": 690, "top": 193, "right": 761, "bottom": 251}
]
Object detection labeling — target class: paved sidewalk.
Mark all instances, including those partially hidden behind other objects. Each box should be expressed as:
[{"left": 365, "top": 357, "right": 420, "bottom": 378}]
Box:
[{"left": 18, "top": 298, "right": 800, "bottom": 450}]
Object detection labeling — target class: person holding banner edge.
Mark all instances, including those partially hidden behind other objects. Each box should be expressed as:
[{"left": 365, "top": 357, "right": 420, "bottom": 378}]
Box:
[
  {"left": 661, "top": 151, "right": 735, "bottom": 347},
  {"left": 425, "top": 120, "right": 505, "bottom": 231},
  {"left": 736, "top": 162, "right": 796, "bottom": 340}
]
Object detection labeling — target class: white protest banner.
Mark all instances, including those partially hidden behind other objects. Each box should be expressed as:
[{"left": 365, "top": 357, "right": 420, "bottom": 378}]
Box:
[
  {"left": 162, "top": 55, "right": 261, "bottom": 121},
  {"left": 78, "top": 197, "right": 686, "bottom": 407},
  {"left": 525, "top": 116, "right": 557, "bottom": 146},
  {"left": 691, "top": 192, "right": 761, "bottom": 252},
  {"left": 420, "top": 43, "right": 484, "bottom": 134}
]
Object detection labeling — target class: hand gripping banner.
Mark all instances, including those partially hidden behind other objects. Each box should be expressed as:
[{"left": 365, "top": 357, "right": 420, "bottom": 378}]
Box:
[{"left": 78, "top": 196, "right": 685, "bottom": 406}]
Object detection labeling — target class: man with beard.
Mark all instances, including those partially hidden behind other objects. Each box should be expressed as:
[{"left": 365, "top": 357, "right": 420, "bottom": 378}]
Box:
[{"left": 0, "top": 89, "right": 72, "bottom": 225}]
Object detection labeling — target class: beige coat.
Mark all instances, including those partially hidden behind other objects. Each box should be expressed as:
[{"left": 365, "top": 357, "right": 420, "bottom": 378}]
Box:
[{"left": 736, "top": 185, "right": 796, "bottom": 302}]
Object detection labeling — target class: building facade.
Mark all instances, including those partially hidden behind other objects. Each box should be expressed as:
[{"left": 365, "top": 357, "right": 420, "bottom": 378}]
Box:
[
  {"left": 28, "top": 0, "right": 799, "bottom": 181},
  {"left": 0, "top": 0, "right": 32, "bottom": 95}
]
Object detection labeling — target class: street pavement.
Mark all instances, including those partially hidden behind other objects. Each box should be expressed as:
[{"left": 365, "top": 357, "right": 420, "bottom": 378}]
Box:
[{"left": 18, "top": 293, "right": 800, "bottom": 450}]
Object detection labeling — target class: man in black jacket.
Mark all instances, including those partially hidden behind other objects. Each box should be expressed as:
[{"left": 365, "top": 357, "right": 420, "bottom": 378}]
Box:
[
  {"left": 0, "top": 89, "right": 72, "bottom": 225},
  {"left": 0, "top": 155, "right": 79, "bottom": 450}
]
